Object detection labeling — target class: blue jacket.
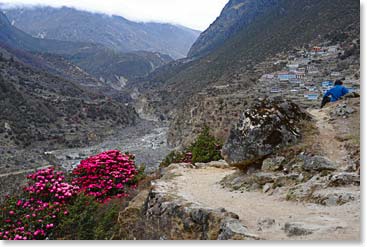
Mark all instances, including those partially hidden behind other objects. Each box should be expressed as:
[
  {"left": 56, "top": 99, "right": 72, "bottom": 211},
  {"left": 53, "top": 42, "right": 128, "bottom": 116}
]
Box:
[{"left": 324, "top": 85, "right": 349, "bottom": 102}]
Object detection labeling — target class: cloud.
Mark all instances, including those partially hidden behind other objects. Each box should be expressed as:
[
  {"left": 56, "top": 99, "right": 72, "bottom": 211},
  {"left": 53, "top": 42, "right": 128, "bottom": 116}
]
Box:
[{"left": 0, "top": 0, "right": 229, "bottom": 30}]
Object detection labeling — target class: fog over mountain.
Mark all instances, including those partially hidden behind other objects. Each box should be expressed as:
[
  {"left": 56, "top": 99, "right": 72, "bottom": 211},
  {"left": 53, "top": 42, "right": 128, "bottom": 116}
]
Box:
[{"left": 0, "top": 0, "right": 229, "bottom": 30}]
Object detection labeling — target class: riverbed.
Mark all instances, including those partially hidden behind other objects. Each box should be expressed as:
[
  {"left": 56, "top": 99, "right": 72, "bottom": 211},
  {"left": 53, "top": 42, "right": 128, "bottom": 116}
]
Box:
[{"left": 48, "top": 120, "right": 172, "bottom": 173}]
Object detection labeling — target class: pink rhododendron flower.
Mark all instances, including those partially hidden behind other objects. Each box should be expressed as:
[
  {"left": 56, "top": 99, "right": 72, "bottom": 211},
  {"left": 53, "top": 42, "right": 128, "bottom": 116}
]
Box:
[{"left": 72, "top": 150, "right": 138, "bottom": 202}]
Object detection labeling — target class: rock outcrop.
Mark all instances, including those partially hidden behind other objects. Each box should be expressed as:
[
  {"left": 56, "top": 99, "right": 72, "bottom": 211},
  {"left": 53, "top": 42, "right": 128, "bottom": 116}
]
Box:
[{"left": 222, "top": 98, "right": 310, "bottom": 170}]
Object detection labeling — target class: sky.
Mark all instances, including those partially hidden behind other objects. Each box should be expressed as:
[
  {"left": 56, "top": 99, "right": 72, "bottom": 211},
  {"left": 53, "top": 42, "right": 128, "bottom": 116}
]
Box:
[{"left": 0, "top": 0, "right": 229, "bottom": 30}]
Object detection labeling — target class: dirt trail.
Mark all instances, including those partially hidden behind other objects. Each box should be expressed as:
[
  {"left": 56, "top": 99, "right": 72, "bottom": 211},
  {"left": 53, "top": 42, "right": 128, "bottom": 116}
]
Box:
[
  {"left": 165, "top": 106, "right": 359, "bottom": 240},
  {"left": 173, "top": 167, "right": 359, "bottom": 240},
  {"left": 308, "top": 108, "right": 349, "bottom": 168}
]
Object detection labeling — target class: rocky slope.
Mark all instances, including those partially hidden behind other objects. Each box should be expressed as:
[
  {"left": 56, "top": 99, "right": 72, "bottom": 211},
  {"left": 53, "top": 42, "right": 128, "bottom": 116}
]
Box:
[{"left": 3, "top": 6, "right": 200, "bottom": 59}]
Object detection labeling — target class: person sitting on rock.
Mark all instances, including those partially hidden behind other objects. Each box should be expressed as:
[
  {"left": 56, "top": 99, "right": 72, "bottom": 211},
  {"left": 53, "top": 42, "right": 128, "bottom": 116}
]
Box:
[{"left": 321, "top": 80, "right": 349, "bottom": 108}]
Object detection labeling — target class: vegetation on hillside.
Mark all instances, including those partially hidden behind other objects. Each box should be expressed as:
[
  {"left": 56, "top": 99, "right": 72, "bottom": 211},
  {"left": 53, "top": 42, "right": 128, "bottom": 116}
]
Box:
[{"left": 160, "top": 126, "right": 223, "bottom": 167}]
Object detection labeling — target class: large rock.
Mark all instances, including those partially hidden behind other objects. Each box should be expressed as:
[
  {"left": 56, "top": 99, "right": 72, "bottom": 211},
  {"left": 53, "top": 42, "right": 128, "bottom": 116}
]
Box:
[
  {"left": 222, "top": 98, "right": 310, "bottom": 170},
  {"left": 262, "top": 156, "right": 285, "bottom": 172},
  {"left": 301, "top": 156, "right": 337, "bottom": 172},
  {"left": 283, "top": 222, "right": 318, "bottom": 237}
]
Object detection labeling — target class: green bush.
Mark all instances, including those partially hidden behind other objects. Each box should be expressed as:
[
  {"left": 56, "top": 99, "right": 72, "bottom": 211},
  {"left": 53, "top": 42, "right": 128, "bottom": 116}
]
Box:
[
  {"left": 53, "top": 194, "right": 123, "bottom": 240},
  {"left": 160, "top": 126, "right": 223, "bottom": 167},
  {"left": 159, "top": 150, "right": 185, "bottom": 168},
  {"left": 188, "top": 126, "right": 223, "bottom": 163}
]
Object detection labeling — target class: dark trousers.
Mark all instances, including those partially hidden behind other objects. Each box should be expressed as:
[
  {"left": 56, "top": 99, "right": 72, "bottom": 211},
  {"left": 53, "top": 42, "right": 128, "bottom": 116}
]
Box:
[{"left": 321, "top": 96, "right": 331, "bottom": 108}]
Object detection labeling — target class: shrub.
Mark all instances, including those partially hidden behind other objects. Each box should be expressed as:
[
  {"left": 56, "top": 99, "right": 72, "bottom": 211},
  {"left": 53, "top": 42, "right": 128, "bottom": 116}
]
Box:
[
  {"left": 0, "top": 168, "right": 79, "bottom": 240},
  {"left": 0, "top": 150, "right": 141, "bottom": 240},
  {"left": 53, "top": 194, "right": 123, "bottom": 240},
  {"left": 72, "top": 150, "right": 138, "bottom": 203},
  {"left": 188, "top": 126, "right": 223, "bottom": 163},
  {"left": 159, "top": 151, "right": 185, "bottom": 168},
  {"left": 160, "top": 126, "right": 223, "bottom": 167}
]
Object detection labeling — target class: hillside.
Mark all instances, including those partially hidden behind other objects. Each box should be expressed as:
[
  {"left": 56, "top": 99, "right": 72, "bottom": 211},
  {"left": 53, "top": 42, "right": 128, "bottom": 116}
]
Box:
[
  {"left": 188, "top": 0, "right": 278, "bottom": 58},
  {"left": 3, "top": 6, "right": 201, "bottom": 59},
  {"left": 0, "top": 51, "right": 138, "bottom": 173},
  {"left": 130, "top": 0, "right": 359, "bottom": 147}
]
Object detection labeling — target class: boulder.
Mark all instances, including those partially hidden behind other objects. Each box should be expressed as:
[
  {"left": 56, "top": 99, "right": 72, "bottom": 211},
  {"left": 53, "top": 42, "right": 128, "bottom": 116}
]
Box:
[
  {"left": 283, "top": 222, "right": 318, "bottom": 237},
  {"left": 273, "top": 173, "right": 299, "bottom": 187},
  {"left": 262, "top": 156, "right": 285, "bottom": 171},
  {"left": 286, "top": 175, "right": 328, "bottom": 201},
  {"left": 262, "top": 183, "right": 273, "bottom": 193},
  {"left": 222, "top": 98, "right": 310, "bottom": 170},
  {"left": 311, "top": 188, "right": 360, "bottom": 206},
  {"left": 257, "top": 217, "right": 276, "bottom": 231},
  {"left": 252, "top": 172, "right": 276, "bottom": 185},
  {"left": 331, "top": 103, "right": 355, "bottom": 117},
  {"left": 301, "top": 156, "right": 337, "bottom": 172},
  {"left": 328, "top": 172, "right": 360, "bottom": 186},
  {"left": 218, "top": 219, "right": 260, "bottom": 240}
]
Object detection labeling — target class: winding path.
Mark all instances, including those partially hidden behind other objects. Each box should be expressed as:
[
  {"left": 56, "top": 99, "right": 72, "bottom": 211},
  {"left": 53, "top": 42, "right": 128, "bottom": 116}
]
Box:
[
  {"left": 172, "top": 167, "right": 359, "bottom": 240},
  {"left": 308, "top": 108, "right": 349, "bottom": 169}
]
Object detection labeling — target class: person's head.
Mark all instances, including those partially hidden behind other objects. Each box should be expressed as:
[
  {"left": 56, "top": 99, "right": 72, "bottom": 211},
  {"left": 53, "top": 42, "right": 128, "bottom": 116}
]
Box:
[{"left": 335, "top": 80, "right": 343, "bottom": 86}]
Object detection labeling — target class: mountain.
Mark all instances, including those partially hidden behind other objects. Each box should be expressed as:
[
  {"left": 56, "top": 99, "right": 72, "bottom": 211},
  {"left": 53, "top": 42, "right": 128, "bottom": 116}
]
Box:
[
  {"left": 0, "top": 11, "right": 172, "bottom": 89},
  {"left": 65, "top": 49, "right": 173, "bottom": 88},
  {"left": 0, "top": 11, "right": 97, "bottom": 55},
  {"left": 188, "top": 0, "right": 277, "bottom": 58},
  {"left": 130, "top": 0, "right": 359, "bottom": 147},
  {"left": 3, "top": 6, "right": 201, "bottom": 59}
]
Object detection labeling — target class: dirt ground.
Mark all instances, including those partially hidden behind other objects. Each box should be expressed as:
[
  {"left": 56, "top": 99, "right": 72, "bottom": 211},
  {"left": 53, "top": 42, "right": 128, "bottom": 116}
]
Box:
[{"left": 172, "top": 167, "right": 360, "bottom": 240}]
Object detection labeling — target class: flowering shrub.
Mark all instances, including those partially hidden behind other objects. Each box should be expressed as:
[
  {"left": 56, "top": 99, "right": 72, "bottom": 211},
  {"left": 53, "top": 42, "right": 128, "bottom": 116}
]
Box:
[
  {"left": 25, "top": 168, "right": 79, "bottom": 204},
  {"left": 0, "top": 168, "right": 79, "bottom": 240},
  {"left": 72, "top": 150, "right": 137, "bottom": 202},
  {"left": 1, "top": 150, "right": 139, "bottom": 240}
]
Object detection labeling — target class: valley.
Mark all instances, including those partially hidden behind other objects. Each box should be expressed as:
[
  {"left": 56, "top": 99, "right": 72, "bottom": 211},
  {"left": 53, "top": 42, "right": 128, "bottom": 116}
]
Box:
[{"left": 0, "top": 0, "right": 361, "bottom": 241}]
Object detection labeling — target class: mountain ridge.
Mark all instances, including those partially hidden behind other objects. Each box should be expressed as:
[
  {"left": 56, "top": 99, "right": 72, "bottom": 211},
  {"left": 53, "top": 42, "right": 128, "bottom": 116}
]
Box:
[
  {"left": 0, "top": 11, "right": 173, "bottom": 90},
  {"left": 3, "top": 6, "right": 201, "bottom": 59}
]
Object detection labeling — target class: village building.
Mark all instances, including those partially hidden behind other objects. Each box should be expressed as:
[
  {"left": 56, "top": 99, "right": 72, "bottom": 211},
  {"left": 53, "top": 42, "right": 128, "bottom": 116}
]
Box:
[
  {"left": 277, "top": 71, "right": 297, "bottom": 81},
  {"left": 321, "top": 80, "right": 334, "bottom": 88},
  {"left": 331, "top": 71, "right": 342, "bottom": 77},
  {"left": 304, "top": 91, "right": 319, "bottom": 100},
  {"left": 287, "top": 63, "right": 299, "bottom": 71},
  {"left": 327, "top": 45, "right": 339, "bottom": 53},
  {"left": 270, "top": 88, "right": 281, "bottom": 93}
]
